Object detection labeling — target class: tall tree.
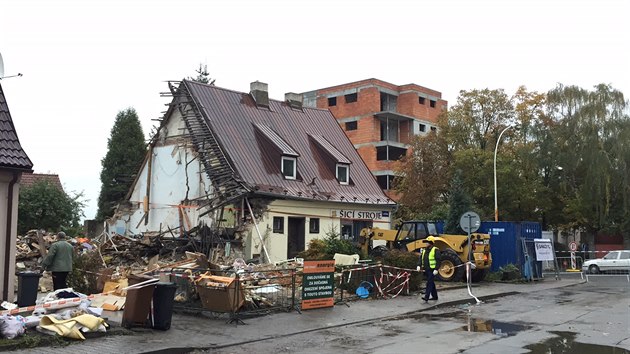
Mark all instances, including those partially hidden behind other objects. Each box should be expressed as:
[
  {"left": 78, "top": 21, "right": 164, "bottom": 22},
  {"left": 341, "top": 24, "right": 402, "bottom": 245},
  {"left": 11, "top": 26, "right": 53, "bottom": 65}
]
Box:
[
  {"left": 444, "top": 169, "right": 473, "bottom": 234},
  {"left": 443, "top": 89, "right": 515, "bottom": 151},
  {"left": 96, "top": 108, "right": 146, "bottom": 221},
  {"left": 545, "top": 84, "right": 629, "bottom": 241},
  {"left": 18, "top": 180, "right": 85, "bottom": 235},
  {"left": 394, "top": 131, "right": 451, "bottom": 220},
  {"left": 188, "top": 63, "right": 215, "bottom": 85}
]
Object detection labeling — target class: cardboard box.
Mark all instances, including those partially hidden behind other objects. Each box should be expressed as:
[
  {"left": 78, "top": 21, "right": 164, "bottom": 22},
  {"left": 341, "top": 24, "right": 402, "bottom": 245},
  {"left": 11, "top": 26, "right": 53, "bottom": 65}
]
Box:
[{"left": 195, "top": 276, "right": 244, "bottom": 312}]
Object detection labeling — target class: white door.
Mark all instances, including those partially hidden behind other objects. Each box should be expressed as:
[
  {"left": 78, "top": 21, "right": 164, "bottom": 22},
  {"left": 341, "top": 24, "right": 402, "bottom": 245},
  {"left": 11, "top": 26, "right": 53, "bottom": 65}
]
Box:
[
  {"left": 618, "top": 251, "right": 630, "bottom": 272},
  {"left": 601, "top": 251, "right": 620, "bottom": 272}
]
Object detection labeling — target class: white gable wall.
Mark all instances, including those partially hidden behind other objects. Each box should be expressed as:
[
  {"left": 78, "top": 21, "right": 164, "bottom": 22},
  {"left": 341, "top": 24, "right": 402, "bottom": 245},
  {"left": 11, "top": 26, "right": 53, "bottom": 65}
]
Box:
[{"left": 119, "top": 108, "right": 215, "bottom": 236}]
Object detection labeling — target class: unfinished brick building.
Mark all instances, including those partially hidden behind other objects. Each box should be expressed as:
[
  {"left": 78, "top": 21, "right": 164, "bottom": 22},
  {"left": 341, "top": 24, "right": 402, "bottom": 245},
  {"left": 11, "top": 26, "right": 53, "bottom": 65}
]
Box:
[{"left": 302, "top": 79, "right": 447, "bottom": 197}]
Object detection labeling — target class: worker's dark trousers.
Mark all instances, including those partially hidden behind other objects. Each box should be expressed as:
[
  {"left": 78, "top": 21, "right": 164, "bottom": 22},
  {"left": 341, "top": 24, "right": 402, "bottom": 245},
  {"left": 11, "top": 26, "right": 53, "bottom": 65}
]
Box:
[
  {"left": 52, "top": 272, "right": 69, "bottom": 290},
  {"left": 424, "top": 269, "right": 438, "bottom": 300}
]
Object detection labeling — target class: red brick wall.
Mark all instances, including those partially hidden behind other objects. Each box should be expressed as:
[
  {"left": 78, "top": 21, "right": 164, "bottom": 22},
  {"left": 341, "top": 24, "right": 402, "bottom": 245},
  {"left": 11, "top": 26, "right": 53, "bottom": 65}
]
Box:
[{"left": 310, "top": 79, "right": 447, "bottom": 190}]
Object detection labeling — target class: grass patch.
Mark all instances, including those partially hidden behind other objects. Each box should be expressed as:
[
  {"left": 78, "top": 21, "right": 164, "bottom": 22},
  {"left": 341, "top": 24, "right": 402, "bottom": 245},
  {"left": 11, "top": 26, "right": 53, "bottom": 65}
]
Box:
[{"left": 0, "top": 326, "right": 134, "bottom": 351}]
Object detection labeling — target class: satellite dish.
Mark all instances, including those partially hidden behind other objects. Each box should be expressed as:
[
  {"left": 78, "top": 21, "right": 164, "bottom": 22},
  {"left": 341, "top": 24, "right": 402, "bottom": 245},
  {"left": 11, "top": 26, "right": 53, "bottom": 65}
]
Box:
[{"left": 0, "top": 51, "right": 4, "bottom": 78}]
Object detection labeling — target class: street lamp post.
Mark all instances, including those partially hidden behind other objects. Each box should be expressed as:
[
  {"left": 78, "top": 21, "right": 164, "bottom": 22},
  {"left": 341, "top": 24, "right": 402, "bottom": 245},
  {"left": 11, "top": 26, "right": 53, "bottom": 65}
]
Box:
[{"left": 494, "top": 125, "right": 514, "bottom": 222}]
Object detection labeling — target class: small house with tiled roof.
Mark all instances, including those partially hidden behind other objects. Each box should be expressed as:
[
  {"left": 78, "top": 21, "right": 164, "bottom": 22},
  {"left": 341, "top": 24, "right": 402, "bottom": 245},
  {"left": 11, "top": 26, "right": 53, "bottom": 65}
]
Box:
[
  {"left": 20, "top": 173, "right": 63, "bottom": 191},
  {"left": 111, "top": 80, "right": 395, "bottom": 263},
  {"left": 0, "top": 83, "right": 33, "bottom": 301}
]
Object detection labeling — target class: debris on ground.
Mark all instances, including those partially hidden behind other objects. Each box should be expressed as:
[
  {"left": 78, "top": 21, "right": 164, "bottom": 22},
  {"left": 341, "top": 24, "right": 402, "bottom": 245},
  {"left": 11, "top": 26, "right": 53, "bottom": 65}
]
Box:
[{"left": 12, "top": 226, "right": 386, "bottom": 322}]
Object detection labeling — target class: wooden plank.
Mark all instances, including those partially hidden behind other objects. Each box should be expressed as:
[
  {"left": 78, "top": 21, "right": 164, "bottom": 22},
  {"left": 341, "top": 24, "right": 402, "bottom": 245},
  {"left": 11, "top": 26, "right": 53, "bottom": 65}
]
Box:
[{"left": 36, "top": 230, "right": 48, "bottom": 257}]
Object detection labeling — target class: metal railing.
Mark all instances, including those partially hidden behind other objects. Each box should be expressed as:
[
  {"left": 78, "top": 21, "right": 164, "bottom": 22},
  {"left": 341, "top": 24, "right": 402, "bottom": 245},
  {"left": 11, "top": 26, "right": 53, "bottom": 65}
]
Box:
[
  {"left": 146, "top": 267, "right": 297, "bottom": 322},
  {"left": 552, "top": 252, "right": 629, "bottom": 282}
]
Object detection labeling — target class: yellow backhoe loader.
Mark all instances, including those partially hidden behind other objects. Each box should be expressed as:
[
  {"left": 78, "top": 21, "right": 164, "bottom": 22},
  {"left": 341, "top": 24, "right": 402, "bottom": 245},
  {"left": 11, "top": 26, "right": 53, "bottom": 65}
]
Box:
[{"left": 359, "top": 221, "right": 492, "bottom": 282}]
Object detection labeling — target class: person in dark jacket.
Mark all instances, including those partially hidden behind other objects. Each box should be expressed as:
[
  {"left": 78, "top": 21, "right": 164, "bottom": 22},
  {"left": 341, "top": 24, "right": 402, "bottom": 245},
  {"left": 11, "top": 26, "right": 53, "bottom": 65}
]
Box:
[
  {"left": 42, "top": 232, "right": 74, "bottom": 290},
  {"left": 418, "top": 236, "right": 441, "bottom": 303}
]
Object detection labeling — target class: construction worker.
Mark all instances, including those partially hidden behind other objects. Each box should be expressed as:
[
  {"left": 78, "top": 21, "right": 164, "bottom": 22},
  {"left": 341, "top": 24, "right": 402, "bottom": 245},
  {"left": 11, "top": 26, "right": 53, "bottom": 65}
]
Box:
[
  {"left": 42, "top": 232, "right": 74, "bottom": 290},
  {"left": 418, "top": 236, "right": 441, "bottom": 303}
]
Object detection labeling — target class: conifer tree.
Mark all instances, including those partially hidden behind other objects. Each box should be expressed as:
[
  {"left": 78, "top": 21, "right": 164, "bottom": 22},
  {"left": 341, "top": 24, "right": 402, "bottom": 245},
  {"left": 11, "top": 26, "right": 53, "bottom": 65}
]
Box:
[
  {"left": 96, "top": 108, "right": 146, "bottom": 221},
  {"left": 188, "top": 63, "right": 215, "bottom": 85},
  {"left": 444, "top": 169, "right": 473, "bottom": 234}
]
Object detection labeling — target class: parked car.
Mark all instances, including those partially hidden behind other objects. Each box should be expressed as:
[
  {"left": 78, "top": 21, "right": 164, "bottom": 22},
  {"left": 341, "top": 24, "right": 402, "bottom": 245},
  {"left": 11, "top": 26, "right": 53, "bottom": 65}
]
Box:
[{"left": 582, "top": 250, "right": 630, "bottom": 274}]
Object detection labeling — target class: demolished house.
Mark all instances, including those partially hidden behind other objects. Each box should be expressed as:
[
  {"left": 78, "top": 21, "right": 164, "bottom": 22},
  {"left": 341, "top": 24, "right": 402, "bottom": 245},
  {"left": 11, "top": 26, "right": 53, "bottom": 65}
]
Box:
[
  {"left": 0, "top": 83, "right": 34, "bottom": 302},
  {"left": 108, "top": 80, "right": 395, "bottom": 264}
]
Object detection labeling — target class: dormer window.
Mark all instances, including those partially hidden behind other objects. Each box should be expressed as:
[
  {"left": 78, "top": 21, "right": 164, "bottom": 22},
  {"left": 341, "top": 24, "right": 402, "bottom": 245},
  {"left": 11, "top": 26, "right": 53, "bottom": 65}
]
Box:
[
  {"left": 282, "top": 156, "right": 297, "bottom": 180},
  {"left": 336, "top": 164, "right": 349, "bottom": 185}
]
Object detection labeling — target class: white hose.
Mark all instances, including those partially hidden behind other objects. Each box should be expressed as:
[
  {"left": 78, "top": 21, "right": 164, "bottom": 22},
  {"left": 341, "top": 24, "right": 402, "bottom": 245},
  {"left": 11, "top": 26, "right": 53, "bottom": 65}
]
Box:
[{"left": 466, "top": 262, "right": 482, "bottom": 304}]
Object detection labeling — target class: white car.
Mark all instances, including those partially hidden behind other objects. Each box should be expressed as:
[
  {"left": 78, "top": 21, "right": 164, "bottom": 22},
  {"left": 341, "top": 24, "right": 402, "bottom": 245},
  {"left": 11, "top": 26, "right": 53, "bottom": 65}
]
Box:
[{"left": 582, "top": 250, "right": 630, "bottom": 274}]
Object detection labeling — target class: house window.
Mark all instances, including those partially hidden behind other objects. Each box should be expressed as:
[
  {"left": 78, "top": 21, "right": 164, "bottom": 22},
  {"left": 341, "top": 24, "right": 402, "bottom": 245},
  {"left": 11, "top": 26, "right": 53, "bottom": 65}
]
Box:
[
  {"left": 309, "top": 218, "right": 320, "bottom": 233},
  {"left": 336, "top": 164, "right": 349, "bottom": 185},
  {"left": 345, "top": 121, "right": 358, "bottom": 131},
  {"left": 273, "top": 216, "right": 284, "bottom": 233},
  {"left": 345, "top": 93, "right": 358, "bottom": 103},
  {"left": 282, "top": 156, "right": 296, "bottom": 180},
  {"left": 430, "top": 100, "right": 436, "bottom": 108},
  {"left": 328, "top": 97, "right": 337, "bottom": 106},
  {"left": 419, "top": 97, "right": 426, "bottom": 105}
]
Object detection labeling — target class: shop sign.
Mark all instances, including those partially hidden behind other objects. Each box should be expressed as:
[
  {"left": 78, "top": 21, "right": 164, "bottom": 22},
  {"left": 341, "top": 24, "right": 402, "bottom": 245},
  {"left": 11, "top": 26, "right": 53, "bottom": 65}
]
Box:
[{"left": 331, "top": 210, "right": 390, "bottom": 221}]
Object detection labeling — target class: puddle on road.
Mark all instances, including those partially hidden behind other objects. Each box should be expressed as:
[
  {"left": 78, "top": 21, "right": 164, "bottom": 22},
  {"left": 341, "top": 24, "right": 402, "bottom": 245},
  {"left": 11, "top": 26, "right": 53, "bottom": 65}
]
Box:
[
  {"left": 385, "top": 311, "right": 532, "bottom": 338},
  {"left": 386, "top": 311, "right": 463, "bottom": 322},
  {"left": 524, "top": 331, "right": 630, "bottom": 354},
  {"left": 460, "top": 319, "right": 531, "bottom": 337},
  {"left": 142, "top": 348, "right": 195, "bottom": 354},
  {"left": 385, "top": 311, "right": 531, "bottom": 338}
]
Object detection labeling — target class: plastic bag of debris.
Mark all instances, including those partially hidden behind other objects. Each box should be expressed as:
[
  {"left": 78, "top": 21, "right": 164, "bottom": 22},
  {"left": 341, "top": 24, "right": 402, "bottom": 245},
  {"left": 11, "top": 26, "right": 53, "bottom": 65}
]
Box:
[{"left": 0, "top": 315, "right": 26, "bottom": 339}]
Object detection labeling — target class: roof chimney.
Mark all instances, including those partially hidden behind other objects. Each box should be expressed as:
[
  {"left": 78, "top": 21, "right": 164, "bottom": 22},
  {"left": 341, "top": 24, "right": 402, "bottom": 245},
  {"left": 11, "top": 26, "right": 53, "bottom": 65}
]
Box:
[
  {"left": 250, "top": 81, "right": 269, "bottom": 108},
  {"left": 285, "top": 92, "right": 303, "bottom": 109}
]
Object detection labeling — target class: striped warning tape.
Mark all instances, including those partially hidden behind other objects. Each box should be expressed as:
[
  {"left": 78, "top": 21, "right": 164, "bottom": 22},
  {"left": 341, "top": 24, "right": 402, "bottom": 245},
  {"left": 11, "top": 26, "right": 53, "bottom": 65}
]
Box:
[
  {"left": 341, "top": 264, "right": 417, "bottom": 273},
  {"left": 556, "top": 250, "right": 613, "bottom": 254},
  {"left": 0, "top": 290, "right": 117, "bottom": 316}
]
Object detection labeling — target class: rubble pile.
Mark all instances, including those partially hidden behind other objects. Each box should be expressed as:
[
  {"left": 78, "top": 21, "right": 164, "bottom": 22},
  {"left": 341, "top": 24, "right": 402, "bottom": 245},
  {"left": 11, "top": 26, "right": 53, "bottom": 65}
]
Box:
[
  {"left": 11, "top": 228, "right": 306, "bottom": 324},
  {"left": 15, "top": 230, "right": 55, "bottom": 263}
]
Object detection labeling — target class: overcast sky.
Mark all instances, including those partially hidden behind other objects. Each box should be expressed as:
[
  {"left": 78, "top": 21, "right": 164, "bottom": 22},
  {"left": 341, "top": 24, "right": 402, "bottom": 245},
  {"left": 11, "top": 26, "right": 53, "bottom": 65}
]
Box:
[{"left": 1, "top": 0, "right": 628, "bottom": 221}]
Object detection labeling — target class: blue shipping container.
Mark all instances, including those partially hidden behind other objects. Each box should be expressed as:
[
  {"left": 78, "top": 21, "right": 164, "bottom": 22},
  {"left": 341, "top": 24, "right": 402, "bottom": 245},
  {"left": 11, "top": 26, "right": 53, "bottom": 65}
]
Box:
[
  {"left": 436, "top": 221, "right": 542, "bottom": 272},
  {"left": 478, "top": 221, "right": 542, "bottom": 272}
]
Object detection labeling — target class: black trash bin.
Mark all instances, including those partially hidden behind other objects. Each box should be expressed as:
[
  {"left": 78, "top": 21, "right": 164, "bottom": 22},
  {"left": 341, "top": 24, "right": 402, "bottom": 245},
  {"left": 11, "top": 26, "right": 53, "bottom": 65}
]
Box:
[
  {"left": 16, "top": 271, "right": 41, "bottom": 307},
  {"left": 152, "top": 282, "right": 177, "bottom": 330}
]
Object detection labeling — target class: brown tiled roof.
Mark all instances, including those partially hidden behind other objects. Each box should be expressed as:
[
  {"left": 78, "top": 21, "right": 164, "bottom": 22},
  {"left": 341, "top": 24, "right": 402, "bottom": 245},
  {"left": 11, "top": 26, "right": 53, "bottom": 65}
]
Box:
[
  {"left": 20, "top": 173, "right": 63, "bottom": 191},
  {"left": 0, "top": 84, "right": 33, "bottom": 171},
  {"left": 184, "top": 81, "right": 394, "bottom": 205}
]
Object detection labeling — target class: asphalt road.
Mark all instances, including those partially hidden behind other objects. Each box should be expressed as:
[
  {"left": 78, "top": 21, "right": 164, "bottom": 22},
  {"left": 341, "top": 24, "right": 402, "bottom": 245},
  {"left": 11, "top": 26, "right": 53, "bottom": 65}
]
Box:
[{"left": 212, "top": 274, "right": 630, "bottom": 354}]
